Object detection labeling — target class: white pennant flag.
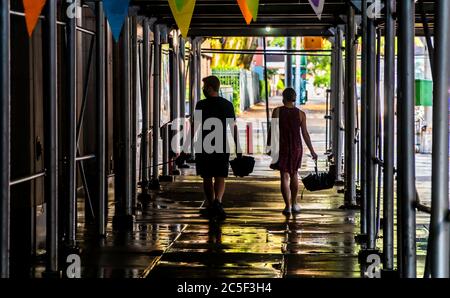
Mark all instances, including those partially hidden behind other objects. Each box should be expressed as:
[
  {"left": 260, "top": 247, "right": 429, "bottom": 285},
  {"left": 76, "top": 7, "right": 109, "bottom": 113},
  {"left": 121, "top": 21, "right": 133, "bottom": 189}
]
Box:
[{"left": 308, "top": 0, "right": 325, "bottom": 20}]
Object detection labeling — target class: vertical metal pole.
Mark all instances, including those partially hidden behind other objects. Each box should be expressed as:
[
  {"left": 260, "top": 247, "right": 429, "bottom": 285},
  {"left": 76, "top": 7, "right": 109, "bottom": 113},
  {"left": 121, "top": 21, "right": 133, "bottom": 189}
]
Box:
[
  {"left": 383, "top": 0, "right": 395, "bottom": 271},
  {"left": 189, "top": 38, "right": 196, "bottom": 158},
  {"left": 196, "top": 38, "right": 202, "bottom": 103},
  {"left": 44, "top": 0, "right": 59, "bottom": 274},
  {"left": 334, "top": 27, "right": 344, "bottom": 181},
  {"left": 397, "top": 0, "right": 417, "bottom": 278},
  {"left": 141, "top": 18, "right": 150, "bottom": 186},
  {"left": 96, "top": 0, "right": 107, "bottom": 236},
  {"left": 344, "top": 4, "right": 357, "bottom": 207},
  {"left": 295, "top": 37, "right": 301, "bottom": 104},
  {"left": 130, "top": 16, "right": 138, "bottom": 205},
  {"left": 123, "top": 18, "right": 132, "bottom": 215},
  {"left": 171, "top": 34, "right": 180, "bottom": 122},
  {"left": 67, "top": 0, "right": 77, "bottom": 246},
  {"left": 330, "top": 35, "right": 337, "bottom": 155},
  {"left": 179, "top": 37, "right": 186, "bottom": 117},
  {"left": 152, "top": 24, "right": 161, "bottom": 181},
  {"left": 360, "top": 0, "right": 368, "bottom": 236},
  {"left": 430, "top": 0, "right": 450, "bottom": 278},
  {"left": 285, "top": 37, "right": 293, "bottom": 88},
  {"left": 375, "top": 27, "right": 382, "bottom": 240},
  {"left": 263, "top": 37, "right": 270, "bottom": 130},
  {"left": 0, "top": 0, "right": 10, "bottom": 278},
  {"left": 366, "top": 13, "right": 377, "bottom": 250},
  {"left": 162, "top": 125, "right": 169, "bottom": 176}
]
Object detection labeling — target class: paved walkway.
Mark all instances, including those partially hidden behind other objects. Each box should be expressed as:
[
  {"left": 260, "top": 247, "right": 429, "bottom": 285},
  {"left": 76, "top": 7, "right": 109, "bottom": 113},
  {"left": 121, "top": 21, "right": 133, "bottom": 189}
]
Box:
[{"left": 63, "top": 96, "right": 430, "bottom": 278}]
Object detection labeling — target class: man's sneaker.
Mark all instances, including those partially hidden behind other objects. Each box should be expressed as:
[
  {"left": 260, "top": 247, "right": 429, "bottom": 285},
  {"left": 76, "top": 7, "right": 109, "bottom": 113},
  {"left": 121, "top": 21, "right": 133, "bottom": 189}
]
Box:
[
  {"left": 212, "top": 200, "right": 226, "bottom": 220},
  {"left": 292, "top": 203, "right": 301, "bottom": 214},
  {"left": 282, "top": 206, "right": 291, "bottom": 216}
]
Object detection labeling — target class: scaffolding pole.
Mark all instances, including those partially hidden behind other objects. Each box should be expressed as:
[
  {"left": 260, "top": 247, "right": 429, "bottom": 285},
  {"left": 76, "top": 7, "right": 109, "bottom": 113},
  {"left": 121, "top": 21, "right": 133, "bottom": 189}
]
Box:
[
  {"left": 152, "top": 24, "right": 161, "bottom": 183},
  {"left": 397, "top": 0, "right": 417, "bottom": 278},
  {"left": 383, "top": 0, "right": 395, "bottom": 271},
  {"left": 66, "top": 0, "right": 77, "bottom": 247},
  {"left": 360, "top": 0, "right": 368, "bottom": 236},
  {"left": 43, "top": 0, "right": 59, "bottom": 275},
  {"left": 96, "top": 0, "right": 107, "bottom": 236},
  {"left": 430, "top": 0, "right": 450, "bottom": 278},
  {"left": 0, "top": 0, "right": 10, "bottom": 278},
  {"left": 366, "top": 14, "right": 377, "bottom": 250},
  {"left": 141, "top": 18, "right": 150, "bottom": 187},
  {"left": 285, "top": 37, "right": 293, "bottom": 88},
  {"left": 344, "top": 4, "right": 357, "bottom": 207}
]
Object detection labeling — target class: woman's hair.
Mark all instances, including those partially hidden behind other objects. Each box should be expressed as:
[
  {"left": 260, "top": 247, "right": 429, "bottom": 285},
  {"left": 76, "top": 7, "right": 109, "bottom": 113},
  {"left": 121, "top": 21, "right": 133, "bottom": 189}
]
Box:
[{"left": 282, "top": 88, "right": 296, "bottom": 102}]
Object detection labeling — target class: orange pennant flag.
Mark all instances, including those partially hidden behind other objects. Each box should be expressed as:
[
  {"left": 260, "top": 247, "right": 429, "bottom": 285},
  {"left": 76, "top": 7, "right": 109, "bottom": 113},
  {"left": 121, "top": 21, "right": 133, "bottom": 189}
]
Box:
[
  {"left": 236, "top": 0, "right": 253, "bottom": 25},
  {"left": 23, "top": 0, "right": 47, "bottom": 37}
]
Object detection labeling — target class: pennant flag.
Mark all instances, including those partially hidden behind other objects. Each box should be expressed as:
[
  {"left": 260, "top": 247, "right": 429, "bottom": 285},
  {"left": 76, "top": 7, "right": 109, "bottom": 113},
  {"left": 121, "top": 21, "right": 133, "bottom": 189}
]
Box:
[
  {"left": 168, "top": 0, "right": 196, "bottom": 38},
  {"left": 104, "top": 0, "right": 130, "bottom": 42},
  {"left": 236, "top": 0, "right": 253, "bottom": 25},
  {"left": 308, "top": 0, "right": 325, "bottom": 20},
  {"left": 236, "top": 0, "right": 259, "bottom": 25},
  {"left": 247, "top": 0, "right": 260, "bottom": 22},
  {"left": 23, "top": 0, "right": 47, "bottom": 37}
]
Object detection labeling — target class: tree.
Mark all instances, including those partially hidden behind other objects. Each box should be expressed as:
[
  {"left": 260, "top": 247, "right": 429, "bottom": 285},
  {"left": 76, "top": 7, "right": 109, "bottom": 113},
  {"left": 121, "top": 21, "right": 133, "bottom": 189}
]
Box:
[
  {"left": 209, "top": 37, "right": 259, "bottom": 69},
  {"left": 307, "top": 39, "right": 332, "bottom": 88}
]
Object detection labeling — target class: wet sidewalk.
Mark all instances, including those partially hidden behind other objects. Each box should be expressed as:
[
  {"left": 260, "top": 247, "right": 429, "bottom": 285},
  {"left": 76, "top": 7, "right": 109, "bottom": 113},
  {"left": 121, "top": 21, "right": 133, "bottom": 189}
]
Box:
[
  {"left": 142, "top": 167, "right": 360, "bottom": 278},
  {"left": 60, "top": 97, "right": 428, "bottom": 278}
]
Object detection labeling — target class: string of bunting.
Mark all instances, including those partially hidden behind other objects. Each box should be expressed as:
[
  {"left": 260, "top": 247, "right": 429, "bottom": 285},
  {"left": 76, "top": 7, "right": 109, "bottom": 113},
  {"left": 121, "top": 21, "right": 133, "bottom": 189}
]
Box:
[{"left": 21, "top": 0, "right": 325, "bottom": 39}]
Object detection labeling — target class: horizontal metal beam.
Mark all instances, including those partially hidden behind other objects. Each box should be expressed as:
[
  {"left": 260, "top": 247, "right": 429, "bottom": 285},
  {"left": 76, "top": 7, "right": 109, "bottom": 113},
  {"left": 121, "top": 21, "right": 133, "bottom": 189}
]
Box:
[
  {"left": 10, "top": 172, "right": 46, "bottom": 187},
  {"left": 76, "top": 154, "right": 96, "bottom": 162}
]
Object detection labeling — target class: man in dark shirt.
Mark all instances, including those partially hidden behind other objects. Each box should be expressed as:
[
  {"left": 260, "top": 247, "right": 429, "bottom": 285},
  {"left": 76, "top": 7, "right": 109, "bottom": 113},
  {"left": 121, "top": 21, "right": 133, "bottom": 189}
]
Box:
[{"left": 194, "top": 76, "right": 239, "bottom": 219}]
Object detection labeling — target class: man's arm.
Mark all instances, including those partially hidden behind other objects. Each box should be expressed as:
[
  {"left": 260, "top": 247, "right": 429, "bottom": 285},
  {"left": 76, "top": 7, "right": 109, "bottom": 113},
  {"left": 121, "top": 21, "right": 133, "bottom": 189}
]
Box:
[{"left": 300, "top": 110, "right": 317, "bottom": 160}]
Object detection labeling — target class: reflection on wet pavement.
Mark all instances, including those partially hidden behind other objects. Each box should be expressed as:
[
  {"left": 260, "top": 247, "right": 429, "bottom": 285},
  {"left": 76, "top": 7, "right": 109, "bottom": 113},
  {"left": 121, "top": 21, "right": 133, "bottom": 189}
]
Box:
[
  {"left": 65, "top": 161, "right": 428, "bottom": 278},
  {"left": 141, "top": 172, "right": 361, "bottom": 278}
]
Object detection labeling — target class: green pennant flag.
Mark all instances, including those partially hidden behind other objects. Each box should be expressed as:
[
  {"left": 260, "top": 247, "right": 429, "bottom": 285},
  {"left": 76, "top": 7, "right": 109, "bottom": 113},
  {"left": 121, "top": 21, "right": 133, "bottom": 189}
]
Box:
[
  {"left": 168, "top": 0, "right": 196, "bottom": 37},
  {"left": 247, "top": 0, "right": 259, "bottom": 22}
]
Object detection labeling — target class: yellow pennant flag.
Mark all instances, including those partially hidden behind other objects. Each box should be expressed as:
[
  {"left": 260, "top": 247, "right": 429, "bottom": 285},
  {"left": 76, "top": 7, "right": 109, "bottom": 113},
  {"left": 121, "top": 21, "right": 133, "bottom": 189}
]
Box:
[
  {"left": 168, "top": 0, "right": 196, "bottom": 37},
  {"left": 23, "top": 0, "right": 47, "bottom": 37}
]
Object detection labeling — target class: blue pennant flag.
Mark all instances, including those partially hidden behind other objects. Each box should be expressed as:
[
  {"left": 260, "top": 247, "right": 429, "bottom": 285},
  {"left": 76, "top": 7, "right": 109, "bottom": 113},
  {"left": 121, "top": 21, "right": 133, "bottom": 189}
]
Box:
[{"left": 104, "top": 0, "right": 130, "bottom": 42}]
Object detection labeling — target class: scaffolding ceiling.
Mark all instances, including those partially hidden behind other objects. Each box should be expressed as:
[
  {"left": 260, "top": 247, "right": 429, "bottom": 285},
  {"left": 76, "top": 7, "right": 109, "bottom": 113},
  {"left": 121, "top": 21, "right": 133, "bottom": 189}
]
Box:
[{"left": 131, "top": 0, "right": 436, "bottom": 37}]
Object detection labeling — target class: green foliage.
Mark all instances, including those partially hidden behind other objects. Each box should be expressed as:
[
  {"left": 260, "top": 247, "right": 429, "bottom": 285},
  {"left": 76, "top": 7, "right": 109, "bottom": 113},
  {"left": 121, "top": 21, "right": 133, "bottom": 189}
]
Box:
[
  {"left": 212, "top": 66, "right": 241, "bottom": 114},
  {"left": 307, "top": 40, "right": 332, "bottom": 88},
  {"left": 268, "top": 37, "right": 285, "bottom": 47},
  {"left": 276, "top": 78, "right": 285, "bottom": 91},
  {"left": 259, "top": 79, "right": 270, "bottom": 101},
  {"left": 232, "top": 89, "right": 240, "bottom": 113}
]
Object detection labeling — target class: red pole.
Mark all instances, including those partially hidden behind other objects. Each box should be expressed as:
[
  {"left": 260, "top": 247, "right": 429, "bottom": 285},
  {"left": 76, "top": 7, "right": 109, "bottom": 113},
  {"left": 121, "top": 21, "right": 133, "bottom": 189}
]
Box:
[{"left": 246, "top": 122, "right": 253, "bottom": 155}]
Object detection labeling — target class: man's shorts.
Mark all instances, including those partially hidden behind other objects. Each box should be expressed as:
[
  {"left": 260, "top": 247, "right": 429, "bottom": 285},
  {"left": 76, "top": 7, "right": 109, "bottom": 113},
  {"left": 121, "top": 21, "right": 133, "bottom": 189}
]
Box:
[{"left": 195, "top": 153, "right": 230, "bottom": 178}]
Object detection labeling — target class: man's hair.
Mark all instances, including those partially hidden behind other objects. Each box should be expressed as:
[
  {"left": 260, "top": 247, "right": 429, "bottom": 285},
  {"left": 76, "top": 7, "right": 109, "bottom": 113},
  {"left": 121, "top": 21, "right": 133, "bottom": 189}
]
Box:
[
  {"left": 282, "top": 88, "right": 296, "bottom": 102},
  {"left": 202, "top": 75, "right": 221, "bottom": 92}
]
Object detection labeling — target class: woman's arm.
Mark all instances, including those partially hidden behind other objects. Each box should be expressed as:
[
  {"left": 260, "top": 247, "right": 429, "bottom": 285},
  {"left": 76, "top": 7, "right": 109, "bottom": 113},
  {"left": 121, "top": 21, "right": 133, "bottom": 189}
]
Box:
[{"left": 300, "top": 110, "right": 318, "bottom": 160}]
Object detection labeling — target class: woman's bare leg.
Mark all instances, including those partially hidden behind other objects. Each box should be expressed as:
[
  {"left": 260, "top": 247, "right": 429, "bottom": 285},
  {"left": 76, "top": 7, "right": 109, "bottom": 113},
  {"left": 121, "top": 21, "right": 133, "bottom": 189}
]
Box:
[
  {"left": 214, "top": 177, "right": 225, "bottom": 202},
  {"left": 280, "top": 172, "right": 291, "bottom": 208},
  {"left": 203, "top": 177, "right": 215, "bottom": 206},
  {"left": 290, "top": 172, "right": 299, "bottom": 205}
]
